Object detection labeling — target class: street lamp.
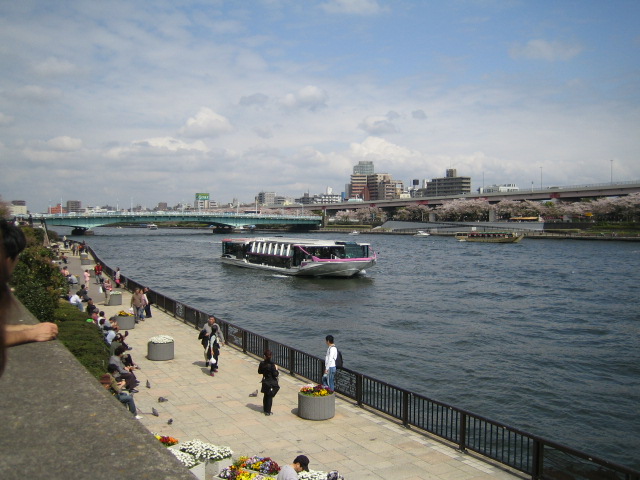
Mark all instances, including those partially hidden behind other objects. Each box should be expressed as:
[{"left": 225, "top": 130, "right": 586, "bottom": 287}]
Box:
[
  {"left": 610, "top": 159, "right": 613, "bottom": 184},
  {"left": 539, "top": 167, "right": 543, "bottom": 190}
]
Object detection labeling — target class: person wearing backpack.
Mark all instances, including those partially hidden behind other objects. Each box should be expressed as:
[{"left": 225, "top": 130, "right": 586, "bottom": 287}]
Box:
[{"left": 324, "top": 335, "right": 339, "bottom": 391}]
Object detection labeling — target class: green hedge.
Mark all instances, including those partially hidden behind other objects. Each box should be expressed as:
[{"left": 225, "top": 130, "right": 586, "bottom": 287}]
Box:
[
  {"left": 9, "top": 227, "right": 110, "bottom": 379},
  {"left": 56, "top": 301, "right": 110, "bottom": 378}
]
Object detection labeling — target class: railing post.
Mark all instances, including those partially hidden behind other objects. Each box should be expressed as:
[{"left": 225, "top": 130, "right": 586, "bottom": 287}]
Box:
[
  {"left": 459, "top": 412, "right": 467, "bottom": 452},
  {"left": 242, "top": 330, "right": 247, "bottom": 353},
  {"left": 402, "top": 391, "right": 409, "bottom": 426},
  {"left": 531, "top": 439, "right": 543, "bottom": 479},
  {"left": 356, "top": 373, "right": 363, "bottom": 407},
  {"left": 289, "top": 348, "right": 295, "bottom": 376}
]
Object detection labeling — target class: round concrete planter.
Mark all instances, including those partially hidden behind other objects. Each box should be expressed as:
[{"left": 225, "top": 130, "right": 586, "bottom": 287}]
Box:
[
  {"left": 148, "top": 341, "right": 174, "bottom": 361},
  {"left": 297, "top": 392, "right": 335, "bottom": 420},
  {"left": 117, "top": 315, "right": 135, "bottom": 330},
  {"left": 107, "top": 292, "right": 122, "bottom": 306}
]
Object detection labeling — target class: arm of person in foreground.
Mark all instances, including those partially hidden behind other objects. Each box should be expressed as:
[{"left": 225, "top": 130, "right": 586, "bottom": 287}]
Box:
[{"left": 4, "top": 323, "right": 58, "bottom": 346}]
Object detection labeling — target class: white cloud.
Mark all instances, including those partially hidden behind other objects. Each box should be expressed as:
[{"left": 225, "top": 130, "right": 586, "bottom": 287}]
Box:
[
  {"left": 509, "top": 39, "right": 583, "bottom": 61},
  {"left": 179, "top": 108, "right": 234, "bottom": 139},
  {"left": 13, "top": 85, "right": 62, "bottom": 102},
  {"left": 412, "top": 110, "right": 427, "bottom": 120},
  {"left": 106, "top": 137, "right": 208, "bottom": 158},
  {"left": 280, "top": 85, "right": 328, "bottom": 111},
  {"left": 358, "top": 116, "right": 398, "bottom": 135},
  {"left": 239, "top": 93, "right": 269, "bottom": 107},
  {"left": 32, "top": 57, "right": 78, "bottom": 76},
  {"left": 320, "top": 0, "right": 385, "bottom": 15},
  {"left": 0, "top": 112, "right": 14, "bottom": 126},
  {"left": 46, "top": 136, "right": 83, "bottom": 151}
]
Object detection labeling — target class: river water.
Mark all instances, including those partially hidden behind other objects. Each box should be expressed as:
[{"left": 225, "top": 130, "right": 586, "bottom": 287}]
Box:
[{"left": 59, "top": 227, "right": 640, "bottom": 470}]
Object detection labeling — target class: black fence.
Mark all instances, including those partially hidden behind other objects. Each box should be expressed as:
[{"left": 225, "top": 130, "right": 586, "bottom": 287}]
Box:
[{"left": 89, "top": 246, "right": 639, "bottom": 480}]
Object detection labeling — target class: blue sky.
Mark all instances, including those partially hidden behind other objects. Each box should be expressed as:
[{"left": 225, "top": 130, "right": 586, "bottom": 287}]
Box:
[{"left": 0, "top": 0, "right": 639, "bottom": 212}]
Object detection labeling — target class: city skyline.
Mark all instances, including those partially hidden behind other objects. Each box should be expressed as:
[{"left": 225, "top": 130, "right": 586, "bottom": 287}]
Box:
[{"left": 1, "top": 1, "right": 639, "bottom": 212}]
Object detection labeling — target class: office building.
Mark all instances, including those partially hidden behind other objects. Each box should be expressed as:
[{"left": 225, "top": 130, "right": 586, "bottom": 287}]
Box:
[{"left": 420, "top": 169, "right": 471, "bottom": 196}]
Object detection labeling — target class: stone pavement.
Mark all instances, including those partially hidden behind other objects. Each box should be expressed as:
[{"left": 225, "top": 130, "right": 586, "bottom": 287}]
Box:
[{"left": 67, "top": 251, "right": 524, "bottom": 480}]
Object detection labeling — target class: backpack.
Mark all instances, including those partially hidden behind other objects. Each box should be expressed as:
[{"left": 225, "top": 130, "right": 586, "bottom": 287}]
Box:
[
  {"left": 334, "top": 346, "right": 343, "bottom": 369},
  {"left": 197, "top": 328, "right": 206, "bottom": 341}
]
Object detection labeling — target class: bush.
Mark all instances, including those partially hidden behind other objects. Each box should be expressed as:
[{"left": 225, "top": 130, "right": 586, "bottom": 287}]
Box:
[
  {"left": 11, "top": 245, "right": 67, "bottom": 321},
  {"left": 56, "top": 302, "right": 110, "bottom": 378},
  {"left": 8, "top": 226, "right": 110, "bottom": 379}
]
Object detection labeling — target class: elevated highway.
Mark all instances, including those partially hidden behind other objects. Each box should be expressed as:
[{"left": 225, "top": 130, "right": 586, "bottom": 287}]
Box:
[
  {"left": 289, "top": 180, "right": 640, "bottom": 213},
  {"left": 35, "top": 211, "right": 322, "bottom": 233}
]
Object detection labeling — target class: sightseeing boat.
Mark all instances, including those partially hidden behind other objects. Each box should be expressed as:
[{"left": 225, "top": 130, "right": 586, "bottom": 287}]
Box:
[
  {"left": 455, "top": 231, "right": 524, "bottom": 243},
  {"left": 147, "top": 223, "right": 158, "bottom": 230},
  {"left": 220, "top": 237, "right": 377, "bottom": 277},
  {"left": 414, "top": 230, "right": 430, "bottom": 237}
]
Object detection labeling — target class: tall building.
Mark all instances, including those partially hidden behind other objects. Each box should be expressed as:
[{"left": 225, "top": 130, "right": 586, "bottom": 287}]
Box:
[
  {"left": 353, "top": 160, "right": 374, "bottom": 175},
  {"left": 66, "top": 200, "right": 82, "bottom": 213},
  {"left": 348, "top": 174, "right": 369, "bottom": 199},
  {"left": 195, "top": 193, "right": 210, "bottom": 210},
  {"left": 256, "top": 191, "right": 276, "bottom": 206},
  {"left": 421, "top": 169, "right": 471, "bottom": 196}
]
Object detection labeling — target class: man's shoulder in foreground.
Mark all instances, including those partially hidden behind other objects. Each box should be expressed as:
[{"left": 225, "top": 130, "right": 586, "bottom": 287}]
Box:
[{"left": 277, "top": 464, "right": 298, "bottom": 480}]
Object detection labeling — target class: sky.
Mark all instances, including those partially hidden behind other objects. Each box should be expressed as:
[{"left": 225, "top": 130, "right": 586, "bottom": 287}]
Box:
[{"left": 0, "top": 0, "right": 639, "bottom": 213}]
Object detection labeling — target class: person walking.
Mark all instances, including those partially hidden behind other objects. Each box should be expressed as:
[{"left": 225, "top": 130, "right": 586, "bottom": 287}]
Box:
[
  {"left": 201, "top": 316, "right": 225, "bottom": 375},
  {"left": 114, "top": 267, "right": 121, "bottom": 288},
  {"left": 277, "top": 455, "right": 310, "bottom": 480},
  {"left": 258, "top": 349, "right": 279, "bottom": 416},
  {"left": 130, "top": 288, "right": 146, "bottom": 323},
  {"left": 324, "top": 335, "right": 338, "bottom": 391},
  {"left": 142, "top": 287, "right": 152, "bottom": 318}
]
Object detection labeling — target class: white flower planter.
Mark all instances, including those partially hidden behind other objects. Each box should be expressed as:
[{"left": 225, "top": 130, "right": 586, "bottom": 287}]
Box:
[
  {"left": 188, "top": 458, "right": 232, "bottom": 480},
  {"left": 148, "top": 341, "right": 174, "bottom": 361},
  {"left": 107, "top": 293, "right": 122, "bottom": 306},
  {"left": 298, "top": 392, "right": 335, "bottom": 420}
]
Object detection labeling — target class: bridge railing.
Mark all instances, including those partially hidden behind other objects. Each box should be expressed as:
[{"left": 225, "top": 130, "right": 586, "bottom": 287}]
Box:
[{"left": 88, "top": 246, "right": 640, "bottom": 480}]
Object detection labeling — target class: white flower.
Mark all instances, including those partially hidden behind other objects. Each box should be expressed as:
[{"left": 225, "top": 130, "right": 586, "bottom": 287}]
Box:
[
  {"left": 299, "top": 471, "right": 330, "bottom": 480},
  {"left": 169, "top": 448, "right": 198, "bottom": 468},
  {"left": 149, "top": 335, "right": 174, "bottom": 344},
  {"left": 178, "top": 439, "right": 233, "bottom": 461}
]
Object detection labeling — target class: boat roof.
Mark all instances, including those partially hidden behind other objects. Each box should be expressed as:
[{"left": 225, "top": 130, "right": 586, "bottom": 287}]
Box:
[{"left": 222, "top": 237, "right": 371, "bottom": 246}]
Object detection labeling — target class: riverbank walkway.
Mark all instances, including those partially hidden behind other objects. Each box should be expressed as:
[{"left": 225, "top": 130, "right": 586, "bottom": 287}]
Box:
[{"left": 65, "top": 252, "right": 524, "bottom": 480}]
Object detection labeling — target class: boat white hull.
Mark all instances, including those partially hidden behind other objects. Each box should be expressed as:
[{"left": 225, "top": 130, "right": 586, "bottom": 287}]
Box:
[{"left": 220, "top": 256, "right": 376, "bottom": 277}]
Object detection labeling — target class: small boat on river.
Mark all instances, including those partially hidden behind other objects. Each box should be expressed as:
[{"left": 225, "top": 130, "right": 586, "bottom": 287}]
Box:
[
  {"left": 147, "top": 223, "right": 158, "bottom": 230},
  {"left": 414, "top": 230, "right": 430, "bottom": 237},
  {"left": 455, "top": 231, "right": 524, "bottom": 243},
  {"left": 220, "top": 237, "right": 377, "bottom": 277}
]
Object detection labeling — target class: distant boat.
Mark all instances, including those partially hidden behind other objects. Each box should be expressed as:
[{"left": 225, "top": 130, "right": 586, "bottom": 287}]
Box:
[
  {"left": 414, "top": 230, "right": 430, "bottom": 237},
  {"left": 220, "top": 237, "right": 377, "bottom": 277},
  {"left": 147, "top": 223, "right": 158, "bottom": 230},
  {"left": 455, "top": 232, "right": 524, "bottom": 243},
  {"left": 348, "top": 230, "right": 360, "bottom": 235}
]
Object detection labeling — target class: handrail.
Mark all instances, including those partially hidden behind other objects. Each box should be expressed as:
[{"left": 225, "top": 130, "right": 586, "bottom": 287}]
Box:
[{"left": 88, "top": 245, "right": 640, "bottom": 480}]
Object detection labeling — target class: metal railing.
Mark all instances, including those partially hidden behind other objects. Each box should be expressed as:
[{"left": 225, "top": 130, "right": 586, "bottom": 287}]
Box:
[{"left": 89, "top": 246, "right": 639, "bottom": 480}]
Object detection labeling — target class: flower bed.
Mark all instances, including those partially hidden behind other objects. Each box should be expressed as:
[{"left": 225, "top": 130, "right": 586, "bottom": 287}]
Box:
[
  {"left": 179, "top": 439, "right": 233, "bottom": 462},
  {"left": 149, "top": 334, "right": 174, "bottom": 344},
  {"left": 219, "top": 456, "right": 280, "bottom": 479},
  {"left": 299, "top": 384, "right": 334, "bottom": 397},
  {"left": 154, "top": 434, "right": 179, "bottom": 447},
  {"left": 148, "top": 335, "right": 175, "bottom": 360}
]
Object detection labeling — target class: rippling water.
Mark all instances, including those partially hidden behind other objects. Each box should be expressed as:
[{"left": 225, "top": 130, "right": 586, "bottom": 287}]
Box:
[{"left": 61, "top": 227, "right": 640, "bottom": 469}]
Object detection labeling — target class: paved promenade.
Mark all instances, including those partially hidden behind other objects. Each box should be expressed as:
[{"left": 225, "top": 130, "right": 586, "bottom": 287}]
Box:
[{"left": 67, "top": 252, "right": 523, "bottom": 480}]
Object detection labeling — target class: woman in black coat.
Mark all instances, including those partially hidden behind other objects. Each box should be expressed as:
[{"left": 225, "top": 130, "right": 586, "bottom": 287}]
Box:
[{"left": 258, "top": 349, "right": 279, "bottom": 416}]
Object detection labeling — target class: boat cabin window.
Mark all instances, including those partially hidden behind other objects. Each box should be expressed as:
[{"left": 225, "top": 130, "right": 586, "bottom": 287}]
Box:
[{"left": 341, "top": 242, "right": 369, "bottom": 258}]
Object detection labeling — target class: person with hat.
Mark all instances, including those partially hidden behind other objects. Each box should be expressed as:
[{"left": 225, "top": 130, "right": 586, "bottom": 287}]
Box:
[{"left": 277, "top": 455, "right": 309, "bottom": 479}]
